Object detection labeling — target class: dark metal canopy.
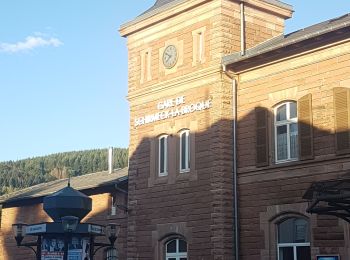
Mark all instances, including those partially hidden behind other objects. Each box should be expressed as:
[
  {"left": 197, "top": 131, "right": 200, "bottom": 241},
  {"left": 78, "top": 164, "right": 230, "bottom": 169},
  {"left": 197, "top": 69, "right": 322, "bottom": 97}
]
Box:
[
  {"left": 303, "top": 178, "right": 350, "bottom": 223},
  {"left": 43, "top": 184, "right": 92, "bottom": 222}
]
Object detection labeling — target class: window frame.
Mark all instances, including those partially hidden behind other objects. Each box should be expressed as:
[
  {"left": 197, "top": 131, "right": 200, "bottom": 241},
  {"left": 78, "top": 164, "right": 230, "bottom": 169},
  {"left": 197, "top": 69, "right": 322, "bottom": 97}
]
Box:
[
  {"left": 158, "top": 135, "right": 168, "bottom": 177},
  {"left": 110, "top": 195, "right": 117, "bottom": 216},
  {"left": 277, "top": 217, "right": 310, "bottom": 260},
  {"left": 165, "top": 238, "right": 187, "bottom": 260},
  {"left": 274, "top": 101, "right": 298, "bottom": 163},
  {"left": 198, "top": 32, "right": 204, "bottom": 62},
  {"left": 179, "top": 130, "right": 190, "bottom": 173}
]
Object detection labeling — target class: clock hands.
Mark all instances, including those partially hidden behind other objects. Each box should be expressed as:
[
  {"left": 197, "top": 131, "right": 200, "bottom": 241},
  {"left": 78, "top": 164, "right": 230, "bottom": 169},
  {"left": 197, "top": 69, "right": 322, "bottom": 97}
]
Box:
[
  {"left": 164, "top": 53, "right": 170, "bottom": 62},
  {"left": 163, "top": 45, "right": 177, "bottom": 68}
]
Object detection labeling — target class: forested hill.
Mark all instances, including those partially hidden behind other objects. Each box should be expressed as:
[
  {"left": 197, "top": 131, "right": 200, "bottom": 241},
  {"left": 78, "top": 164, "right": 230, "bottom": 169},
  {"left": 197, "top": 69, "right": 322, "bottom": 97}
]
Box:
[{"left": 0, "top": 148, "right": 128, "bottom": 195}]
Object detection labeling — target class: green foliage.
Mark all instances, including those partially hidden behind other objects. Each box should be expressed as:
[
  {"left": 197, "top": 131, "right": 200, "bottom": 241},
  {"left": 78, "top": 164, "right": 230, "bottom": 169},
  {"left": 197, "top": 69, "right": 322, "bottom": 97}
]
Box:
[{"left": 0, "top": 148, "right": 128, "bottom": 195}]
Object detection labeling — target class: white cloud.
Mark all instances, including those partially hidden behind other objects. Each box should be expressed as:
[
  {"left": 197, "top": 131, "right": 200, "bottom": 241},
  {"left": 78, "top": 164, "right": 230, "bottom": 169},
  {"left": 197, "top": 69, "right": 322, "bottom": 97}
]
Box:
[{"left": 0, "top": 35, "right": 63, "bottom": 54}]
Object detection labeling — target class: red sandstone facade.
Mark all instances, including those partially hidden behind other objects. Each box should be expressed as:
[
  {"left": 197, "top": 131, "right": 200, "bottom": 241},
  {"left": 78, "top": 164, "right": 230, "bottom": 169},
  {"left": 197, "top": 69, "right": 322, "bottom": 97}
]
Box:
[
  {"left": 119, "top": 0, "right": 289, "bottom": 258},
  {"left": 1, "top": 1, "right": 350, "bottom": 260},
  {"left": 120, "top": 0, "right": 350, "bottom": 259}
]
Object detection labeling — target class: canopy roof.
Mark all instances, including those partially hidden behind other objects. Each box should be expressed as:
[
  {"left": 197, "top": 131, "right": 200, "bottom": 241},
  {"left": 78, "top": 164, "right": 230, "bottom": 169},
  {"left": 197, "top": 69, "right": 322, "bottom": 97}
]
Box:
[{"left": 303, "top": 178, "right": 350, "bottom": 223}]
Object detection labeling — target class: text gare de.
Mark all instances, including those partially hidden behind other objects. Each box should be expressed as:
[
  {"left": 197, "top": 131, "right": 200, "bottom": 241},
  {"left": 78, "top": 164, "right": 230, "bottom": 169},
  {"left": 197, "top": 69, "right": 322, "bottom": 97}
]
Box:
[{"left": 134, "top": 96, "right": 212, "bottom": 127}]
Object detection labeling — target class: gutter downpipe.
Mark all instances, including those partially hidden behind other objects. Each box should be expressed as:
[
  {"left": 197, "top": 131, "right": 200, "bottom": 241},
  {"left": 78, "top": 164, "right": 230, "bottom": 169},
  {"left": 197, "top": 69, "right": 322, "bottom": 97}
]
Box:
[
  {"left": 222, "top": 64, "right": 239, "bottom": 260},
  {"left": 232, "top": 76, "right": 239, "bottom": 260},
  {"left": 240, "top": 1, "right": 246, "bottom": 56}
]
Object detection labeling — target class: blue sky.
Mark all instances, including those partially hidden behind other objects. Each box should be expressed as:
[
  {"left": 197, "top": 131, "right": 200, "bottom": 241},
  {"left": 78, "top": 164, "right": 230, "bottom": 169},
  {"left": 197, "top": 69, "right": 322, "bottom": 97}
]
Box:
[{"left": 0, "top": 0, "right": 349, "bottom": 162}]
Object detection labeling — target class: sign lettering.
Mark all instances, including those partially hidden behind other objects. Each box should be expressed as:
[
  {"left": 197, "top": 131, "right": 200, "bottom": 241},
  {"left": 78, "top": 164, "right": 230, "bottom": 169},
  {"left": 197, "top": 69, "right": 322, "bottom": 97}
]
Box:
[{"left": 135, "top": 96, "right": 212, "bottom": 127}]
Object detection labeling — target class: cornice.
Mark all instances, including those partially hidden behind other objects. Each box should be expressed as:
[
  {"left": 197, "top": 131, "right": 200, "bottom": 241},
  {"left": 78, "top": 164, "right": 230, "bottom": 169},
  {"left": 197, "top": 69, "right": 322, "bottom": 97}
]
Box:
[
  {"left": 127, "top": 65, "right": 223, "bottom": 104},
  {"left": 243, "top": 0, "right": 293, "bottom": 19},
  {"left": 120, "top": 0, "right": 292, "bottom": 38},
  {"left": 119, "top": 0, "right": 212, "bottom": 37}
]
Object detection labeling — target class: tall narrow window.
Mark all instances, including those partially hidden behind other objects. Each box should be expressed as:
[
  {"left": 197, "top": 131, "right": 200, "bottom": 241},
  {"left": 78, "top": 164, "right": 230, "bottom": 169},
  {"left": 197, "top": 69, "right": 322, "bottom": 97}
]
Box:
[
  {"left": 198, "top": 32, "right": 204, "bottom": 62},
  {"left": 159, "top": 135, "right": 168, "bottom": 176},
  {"left": 166, "top": 239, "right": 187, "bottom": 260},
  {"left": 192, "top": 27, "right": 206, "bottom": 66},
  {"left": 278, "top": 217, "right": 310, "bottom": 260},
  {"left": 140, "top": 48, "right": 152, "bottom": 83},
  {"left": 179, "top": 130, "right": 190, "bottom": 173},
  {"left": 111, "top": 195, "right": 117, "bottom": 216},
  {"left": 275, "top": 102, "right": 298, "bottom": 162}
]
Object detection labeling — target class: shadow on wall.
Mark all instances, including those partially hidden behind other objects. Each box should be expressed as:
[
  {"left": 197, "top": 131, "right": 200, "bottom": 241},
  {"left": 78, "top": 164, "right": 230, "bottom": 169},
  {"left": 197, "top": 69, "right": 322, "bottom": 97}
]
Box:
[
  {"left": 2, "top": 95, "right": 349, "bottom": 259},
  {"left": 125, "top": 93, "right": 350, "bottom": 259}
]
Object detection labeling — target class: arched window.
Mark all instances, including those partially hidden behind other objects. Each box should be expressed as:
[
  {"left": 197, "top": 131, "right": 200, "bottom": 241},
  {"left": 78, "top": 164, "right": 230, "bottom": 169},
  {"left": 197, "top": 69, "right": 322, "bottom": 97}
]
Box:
[
  {"left": 165, "top": 238, "right": 187, "bottom": 260},
  {"left": 275, "top": 101, "right": 298, "bottom": 162},
  {"left": 159, "top": 135, "right": 168, "bottom": 176},
  {"left": 277, "top": 217, "right": 310, "bottom": 260},
  {"left": 179, "top": 130, "right": 190, "bottom": 173}
]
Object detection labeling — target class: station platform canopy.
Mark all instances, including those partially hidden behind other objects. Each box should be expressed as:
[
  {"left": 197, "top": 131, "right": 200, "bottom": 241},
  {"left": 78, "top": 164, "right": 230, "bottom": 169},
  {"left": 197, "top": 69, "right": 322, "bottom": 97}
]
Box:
[{"left": 303, "top": 178, "right": 350, "bottom": 223}]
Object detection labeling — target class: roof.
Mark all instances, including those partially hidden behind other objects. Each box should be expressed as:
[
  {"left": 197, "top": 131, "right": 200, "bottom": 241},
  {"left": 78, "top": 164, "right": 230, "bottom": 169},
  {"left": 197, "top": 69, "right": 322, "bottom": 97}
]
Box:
[
  {"left": 223, "top": 13, "right": 350, "bottom": 67},
  {"left": 303, "top": 177, "right": 350, "bottom": 223},
  {"left": 120, "top": 0, "right": 186, "bottom": 31},
  {"left": 120, "top": 0, "right": 292, "bottom": 33},
  {"left": 141, "top": 0, "right": 292, "bottom": 16},
  {"left": 142, "top": 0, "right": 181, "bottom": 15},
  {"left": 0, "top": 168, "right": 128, "bottom": 205},
  {"left": 303, "top": 177, "right": 350, "bottom": 201}
]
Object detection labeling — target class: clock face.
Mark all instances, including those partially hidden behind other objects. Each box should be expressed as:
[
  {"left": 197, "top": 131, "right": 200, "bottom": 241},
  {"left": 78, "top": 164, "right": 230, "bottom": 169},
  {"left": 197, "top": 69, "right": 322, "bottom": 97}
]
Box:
[{"left": 162, "top": 45, "right": 178, "bottom": 68}]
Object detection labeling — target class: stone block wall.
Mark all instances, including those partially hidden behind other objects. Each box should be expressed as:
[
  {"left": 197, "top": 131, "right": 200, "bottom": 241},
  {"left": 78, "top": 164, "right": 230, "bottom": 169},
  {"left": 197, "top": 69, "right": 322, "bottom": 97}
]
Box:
[{"left": 236, "top": 40, "right": 350, "bottom": 259}]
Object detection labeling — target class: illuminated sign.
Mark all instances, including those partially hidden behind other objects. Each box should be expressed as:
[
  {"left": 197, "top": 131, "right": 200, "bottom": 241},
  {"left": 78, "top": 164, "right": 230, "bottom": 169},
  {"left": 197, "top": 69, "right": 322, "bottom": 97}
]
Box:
[
  {"left": 26, "top": 224, "right": 46, "bottom": 234},
  {"left": 317, "top": 256, "right": 340, "bottom": 260},
  {"left": 88, "top": 224, "right": 104, "bottom": 234},
  {"left": 134, "top": 95, "right": 212, "bottom": 127}
]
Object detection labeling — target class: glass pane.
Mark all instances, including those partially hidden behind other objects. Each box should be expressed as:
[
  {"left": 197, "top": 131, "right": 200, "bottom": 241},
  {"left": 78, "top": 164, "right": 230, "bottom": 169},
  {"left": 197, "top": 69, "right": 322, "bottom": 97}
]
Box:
[
  {"left": 168, "top": 258, "right": 176, "bottom": 260},
  {"left": 279, "top": 218, "right": 294, "bottom": 243},
  {"left": 160, "top": 137, "right": 166, "bottom": 173},
  {"left": 276, "top": 104, "right": 287, "bottom": 121},
  {"left": 290, "top": 102, "right": 297, "bottom": 119},
  {"left": 279, "top": 218, "right": 309, "bottom": 243},
  {"left": 179, "top": 239, "right": 187, "bottom": 252},
  {"left": 295, "top": 219, "right": 309, "bottom": 242},
  {"left": 297, "top": 246, "right": 311, "bottom": 260},
  {"left": 290, "top": 123, "right": 298, "bottom": 159},
  {"left": 166, "top": 240, "right": 176, "bottom": 253},
  {"left": 279, "top": 247, "right": 294, "bottom": 260},
  {"left": 187, "top": 134, "right": 190, "bottom": 169},
  {"left": 180, "top": 258, "right": 187, "bottom": 260},
  {"left": 181, "top": 133, "right": 187, "bottom": 170},
  {"left": 277, "top": 125, "right": 288, "bottom": 161}
]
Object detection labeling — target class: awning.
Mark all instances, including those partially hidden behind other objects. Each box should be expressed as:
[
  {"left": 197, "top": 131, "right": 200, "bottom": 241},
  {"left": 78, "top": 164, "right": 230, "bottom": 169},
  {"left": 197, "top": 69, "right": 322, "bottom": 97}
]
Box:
[{"left": 303, "top": 178, "right": 350, "bottom": 223}]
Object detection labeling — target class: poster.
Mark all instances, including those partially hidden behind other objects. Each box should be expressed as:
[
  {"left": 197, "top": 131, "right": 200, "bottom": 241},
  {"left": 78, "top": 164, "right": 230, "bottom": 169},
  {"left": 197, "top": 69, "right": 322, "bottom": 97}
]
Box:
[
  {"left": 41, "top": 236, "right": 90, "bottom": 260},
  {"left": 41, "top": 238, "right": 64, "bottom": 260}
]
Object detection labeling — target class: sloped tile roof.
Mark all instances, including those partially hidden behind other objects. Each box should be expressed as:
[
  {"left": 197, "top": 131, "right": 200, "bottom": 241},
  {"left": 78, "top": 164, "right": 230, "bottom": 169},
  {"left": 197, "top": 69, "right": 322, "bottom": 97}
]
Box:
[
  {"left": 141, "top": 0, "right": 292, "bottom": 16},
  {"left": 0, "top": 168, "right": 128, "bottom": 204},
  {"left": 120, "top": 0, "right": 292, "bottom": 32},
  {"left": 223, "top": 13, "right": 350, "bottom": 66}
]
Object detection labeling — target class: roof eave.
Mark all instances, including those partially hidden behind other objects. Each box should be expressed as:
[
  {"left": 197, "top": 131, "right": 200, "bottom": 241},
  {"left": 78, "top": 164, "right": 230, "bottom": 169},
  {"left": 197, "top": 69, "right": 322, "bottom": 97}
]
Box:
[
  {"left": 0, "top": 177, "right": 129, "bottom": 206},
  {"left": 0, "top": 169, "right": 129, "bottom": 206},
  {"left": 223, "top": 19, "right": 350, "bottom": 68},
  {"left": 119, "top": 0, "right": 293, "bottom": 37},
  {"left": 119, "top": 0, "right": 189, "bottom": 37}
]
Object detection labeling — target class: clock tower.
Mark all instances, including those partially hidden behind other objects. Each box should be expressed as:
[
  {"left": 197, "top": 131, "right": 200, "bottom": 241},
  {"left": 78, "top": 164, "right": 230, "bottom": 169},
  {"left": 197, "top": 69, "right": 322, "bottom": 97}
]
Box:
[{"left": 120, "top": 0, "right": 292, "bottom": 259}]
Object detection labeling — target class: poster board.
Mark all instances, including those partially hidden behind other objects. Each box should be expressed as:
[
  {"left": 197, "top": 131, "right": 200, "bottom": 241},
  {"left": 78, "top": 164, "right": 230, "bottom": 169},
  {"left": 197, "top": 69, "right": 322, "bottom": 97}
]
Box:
[{"left": 41, "top": 236, "right": 90, "bottom": 260}]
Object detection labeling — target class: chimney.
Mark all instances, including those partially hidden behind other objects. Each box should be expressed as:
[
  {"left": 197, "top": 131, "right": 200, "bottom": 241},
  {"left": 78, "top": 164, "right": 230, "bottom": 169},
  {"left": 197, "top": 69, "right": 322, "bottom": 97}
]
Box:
[{"left": 108, "top": 147, "right": 113, "bottom": 174}]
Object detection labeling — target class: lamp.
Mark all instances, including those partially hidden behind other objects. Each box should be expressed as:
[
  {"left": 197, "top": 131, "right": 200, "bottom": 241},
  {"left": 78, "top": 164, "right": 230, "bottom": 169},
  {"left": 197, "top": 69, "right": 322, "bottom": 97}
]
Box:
[
  {"left": 61, "top": 216, "right": 79, "bottom": 233},
  {"left": 106, "top": 246, "right": 118, "bottom": 260},
  {"left": 106, "top": 223, "right": 119, "bottom": 246},
  {"left": 12, "top": 223, "right": 27, "bottom": 246}
]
